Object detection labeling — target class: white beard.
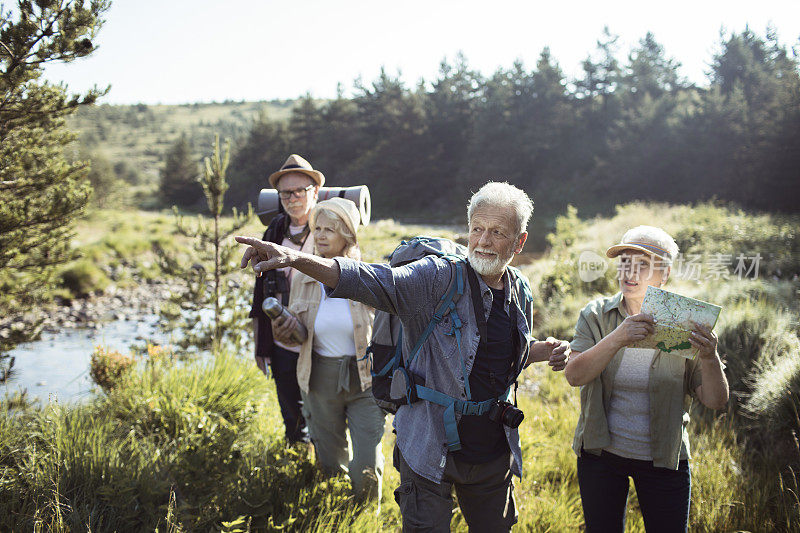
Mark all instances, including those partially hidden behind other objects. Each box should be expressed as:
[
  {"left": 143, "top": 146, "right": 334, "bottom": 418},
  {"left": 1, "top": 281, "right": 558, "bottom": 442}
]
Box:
[{"left": 468, "top": 247, "right": 512, "bottom": 277}]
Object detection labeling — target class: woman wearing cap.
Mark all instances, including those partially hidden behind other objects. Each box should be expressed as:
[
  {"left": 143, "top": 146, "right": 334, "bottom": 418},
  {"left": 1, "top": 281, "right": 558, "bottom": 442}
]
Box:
[
  {"left": 564, "top": 225, "right": 729, "bottom": 532},
  {"left": 272, "top": 197, "right": 386, "bottom": 501}
]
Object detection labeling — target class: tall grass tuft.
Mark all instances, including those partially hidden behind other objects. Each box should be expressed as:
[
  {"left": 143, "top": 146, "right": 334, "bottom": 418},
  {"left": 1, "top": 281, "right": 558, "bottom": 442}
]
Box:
[{"left": 0, "top": 353, "right": 362, "bottom": 531}]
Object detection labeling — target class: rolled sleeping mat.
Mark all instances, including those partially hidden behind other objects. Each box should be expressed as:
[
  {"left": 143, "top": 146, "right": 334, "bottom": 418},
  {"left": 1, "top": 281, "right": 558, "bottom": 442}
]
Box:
[{"left": 256, "top": 185, "right": 371, "bottom": 226}]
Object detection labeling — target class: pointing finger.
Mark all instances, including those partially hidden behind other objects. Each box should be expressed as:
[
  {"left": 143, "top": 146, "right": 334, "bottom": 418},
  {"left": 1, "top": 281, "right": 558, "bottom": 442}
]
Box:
[{"left": 235, "top": 236, "right": 264, "bottom": 247}]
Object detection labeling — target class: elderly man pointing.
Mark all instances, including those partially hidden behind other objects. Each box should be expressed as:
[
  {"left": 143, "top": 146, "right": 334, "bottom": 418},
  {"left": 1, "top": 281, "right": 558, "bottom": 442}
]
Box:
[{"left": 237, "top": 182, "right": 570, "bottom": 532}]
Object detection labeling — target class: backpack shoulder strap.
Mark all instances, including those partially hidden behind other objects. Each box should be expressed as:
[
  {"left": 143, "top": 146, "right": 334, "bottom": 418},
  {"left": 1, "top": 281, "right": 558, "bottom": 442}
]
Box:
[
  {"left": 405, "top": 256, "right": 466, "bottom": 368},
  {"left": 506, "top": 265, "right": 533, "bottom": 305}
]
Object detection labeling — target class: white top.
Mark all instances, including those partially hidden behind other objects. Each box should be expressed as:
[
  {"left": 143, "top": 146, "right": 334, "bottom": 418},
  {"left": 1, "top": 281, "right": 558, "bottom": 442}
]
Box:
[
  {"left": 312, "top": 282, "right": 357, "bottom": 357},
  {"left": 605, "top": 347, "right": 657, "bottom": 460},
  {"left": 274, "top": 224, "right": 314, "bottom": 353}
]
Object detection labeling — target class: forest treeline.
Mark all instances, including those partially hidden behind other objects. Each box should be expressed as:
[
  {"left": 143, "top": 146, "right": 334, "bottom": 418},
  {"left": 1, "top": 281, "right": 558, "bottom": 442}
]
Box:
[{"left": 188, "top": 28, "right": 800, "bottom": 242}]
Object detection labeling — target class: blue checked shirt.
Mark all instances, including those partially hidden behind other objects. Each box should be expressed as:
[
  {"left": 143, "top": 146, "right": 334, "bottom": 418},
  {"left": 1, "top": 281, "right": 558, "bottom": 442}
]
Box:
[{"left": 326, "top": 255, "right": 537, "bottom": 483}]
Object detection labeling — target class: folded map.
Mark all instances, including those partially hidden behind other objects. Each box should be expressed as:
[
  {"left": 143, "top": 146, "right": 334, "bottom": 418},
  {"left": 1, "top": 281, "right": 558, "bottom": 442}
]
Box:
[{"left": 631, "top": 286, "right": 722, "bottom": 360}]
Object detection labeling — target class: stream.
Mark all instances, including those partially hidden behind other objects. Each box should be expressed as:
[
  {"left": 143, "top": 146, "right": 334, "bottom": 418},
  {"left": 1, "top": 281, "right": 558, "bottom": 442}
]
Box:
[{"left": 2, "top": 316, "right": 167, "bottom": 404}]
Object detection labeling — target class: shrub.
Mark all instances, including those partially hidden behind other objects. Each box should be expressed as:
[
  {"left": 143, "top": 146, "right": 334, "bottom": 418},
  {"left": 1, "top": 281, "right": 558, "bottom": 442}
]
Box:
[
  {"left": 743, "top": 334, "right": 800, "bottom": 442},
  {"left": 90, "top": 346, "right": 135, "bottom": 391},
  {"left": 57, "top": 259, "right": 111, "bottom": 298},
  {"left": 675, "top": 203, "right": 800, "bottom": 280}
]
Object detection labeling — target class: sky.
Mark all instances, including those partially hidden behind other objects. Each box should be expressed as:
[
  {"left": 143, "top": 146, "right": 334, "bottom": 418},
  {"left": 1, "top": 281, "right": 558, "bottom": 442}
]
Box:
[{"left": 40, "top": 0, "right": 800, "bottom": 105}]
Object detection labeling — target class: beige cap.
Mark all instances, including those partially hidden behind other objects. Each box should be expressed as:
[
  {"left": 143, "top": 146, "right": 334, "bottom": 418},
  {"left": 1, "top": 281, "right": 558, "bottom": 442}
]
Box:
[
  {"left": 606, "top": 225, "right": 679, "bottom": 263},
  {"left": 310, "top": 197, "right": 361, "bottom": 239},
  {"left": 268, "top": 154, "right": 325, "bottom": 189}
]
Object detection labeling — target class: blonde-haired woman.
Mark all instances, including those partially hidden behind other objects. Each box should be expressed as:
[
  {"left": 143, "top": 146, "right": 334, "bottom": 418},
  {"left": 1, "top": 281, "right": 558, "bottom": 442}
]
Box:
[
  {"left": 273, "top": 197, "right": 385, "bottom": 500},
  {"left": 564, "top": 225, "right": 729, "bottom": 532}
]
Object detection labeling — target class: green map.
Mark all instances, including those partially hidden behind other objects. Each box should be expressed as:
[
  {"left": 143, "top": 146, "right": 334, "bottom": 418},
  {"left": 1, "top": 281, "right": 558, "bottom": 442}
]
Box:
[{"left": 631, "top": 286, "right": 722, "bottom": 360}]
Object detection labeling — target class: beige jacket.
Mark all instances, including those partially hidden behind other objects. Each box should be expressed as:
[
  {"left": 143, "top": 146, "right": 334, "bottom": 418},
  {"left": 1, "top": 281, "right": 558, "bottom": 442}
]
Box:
[{"left": 288, "top": 270, "right": 375, "bottom": 394}]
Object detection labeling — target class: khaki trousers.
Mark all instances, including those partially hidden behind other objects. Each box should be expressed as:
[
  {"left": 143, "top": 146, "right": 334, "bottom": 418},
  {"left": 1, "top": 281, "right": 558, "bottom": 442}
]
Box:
[{"left": 302, "top": 353, "right": 386, "bottom": 498}]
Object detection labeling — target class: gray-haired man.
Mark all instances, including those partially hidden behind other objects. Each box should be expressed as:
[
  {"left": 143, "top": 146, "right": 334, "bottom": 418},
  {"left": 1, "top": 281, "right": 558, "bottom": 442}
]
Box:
[{"left": 237, "top": 181, "right": 570, "bottom": 532}]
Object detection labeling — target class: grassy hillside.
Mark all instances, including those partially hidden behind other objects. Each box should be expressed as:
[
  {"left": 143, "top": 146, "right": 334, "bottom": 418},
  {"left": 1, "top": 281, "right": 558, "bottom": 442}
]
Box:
[
  {"left": 2, "top": 204, "right": 799, "bottom": 531},
  {"left": 68, "top": 100, "right": 296, "bottom": 186}
]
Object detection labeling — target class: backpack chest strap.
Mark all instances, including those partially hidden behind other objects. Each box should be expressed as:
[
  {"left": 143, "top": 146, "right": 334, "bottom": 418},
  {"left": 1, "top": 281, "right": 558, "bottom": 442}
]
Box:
[{"left": 415, "top": 384, "right": 510, "bottom": 452}]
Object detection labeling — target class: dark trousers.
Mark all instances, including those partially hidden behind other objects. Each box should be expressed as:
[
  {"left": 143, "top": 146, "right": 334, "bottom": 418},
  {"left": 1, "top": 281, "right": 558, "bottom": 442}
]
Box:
[
  {"left": 393, "top": 445, "right": 517, "bottom": 533},
  {"left": 269, "top": 346, "right": 309, "bottom": 444},
  {"left": 577, "top": 450, "right": 691, "bottom": 533}
]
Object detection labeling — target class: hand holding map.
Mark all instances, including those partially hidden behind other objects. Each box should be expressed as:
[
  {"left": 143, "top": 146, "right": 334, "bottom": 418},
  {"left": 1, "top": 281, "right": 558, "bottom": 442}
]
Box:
[
  {"left": 613, "top": 313, "right": 656, "bottom": 346},
  {"left": 631, "top": 286, "right": 722, "bottom": 360},
  {"left": 689, "top": 322, "right": 719, "bottom": 360}
]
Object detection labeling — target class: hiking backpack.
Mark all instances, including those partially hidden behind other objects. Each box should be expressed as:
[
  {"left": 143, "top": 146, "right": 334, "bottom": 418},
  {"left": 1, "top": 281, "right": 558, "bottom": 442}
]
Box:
[{"left": 366, "top": 236, "right": 468, "bottom": 414}]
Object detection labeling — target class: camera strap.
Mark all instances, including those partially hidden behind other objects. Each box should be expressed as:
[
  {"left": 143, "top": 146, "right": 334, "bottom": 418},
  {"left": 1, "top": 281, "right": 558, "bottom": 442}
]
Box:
[{"left": 284, "top": 223, "right": 310, "bottom": 246}]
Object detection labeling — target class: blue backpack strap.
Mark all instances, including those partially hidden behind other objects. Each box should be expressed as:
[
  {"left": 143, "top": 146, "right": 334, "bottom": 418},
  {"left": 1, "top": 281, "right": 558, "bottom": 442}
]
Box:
[
  {"left": 357, "top": 345, "right": 371, "bottom": 362},
  {"left": 405, "top": 258, "right": 465, "bottom": 368},
  {"left": 508, "top": 266, "right": 534, "bottom": 307},
  {"left": 506, "top": 266, "right": 534, "bottom": 382}
]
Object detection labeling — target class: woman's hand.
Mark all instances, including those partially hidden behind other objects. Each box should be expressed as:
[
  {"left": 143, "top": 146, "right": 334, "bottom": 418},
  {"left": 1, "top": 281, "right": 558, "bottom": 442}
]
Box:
[
  {"left": 272, "top": 314, "right": 301, "bottom": 346},
  {"left": 690, "top": 322, "right": 718, "bottom": 360},
  {"left": 690, "top": 321, "right": 728, "bottom": 409},
  {"left": 610, "top": 313, "right": 655, "bottom": 348}
]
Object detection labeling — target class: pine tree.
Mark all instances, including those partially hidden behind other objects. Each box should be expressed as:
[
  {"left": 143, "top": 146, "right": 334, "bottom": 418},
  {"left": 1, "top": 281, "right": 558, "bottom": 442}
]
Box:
[
  {"left": 155, "top": 135, "right": 255, "bottom": 353},
  {"left": 226, "top": 109, "right": 290, "bottom": 209},
  {"left": 159, "top": 133, "right": 202, "bottom": 208},
  {"left": 290, "top": 93, "right": 322, "bottom": 158},
  {"left": 0, "top": 0, "right": 110, "bottom": 375}
]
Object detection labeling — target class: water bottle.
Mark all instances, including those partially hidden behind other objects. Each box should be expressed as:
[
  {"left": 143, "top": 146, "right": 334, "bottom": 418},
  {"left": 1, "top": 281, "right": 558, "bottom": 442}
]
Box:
[{"left": 262, "top": 297, "right": 308, "bottom": 344}]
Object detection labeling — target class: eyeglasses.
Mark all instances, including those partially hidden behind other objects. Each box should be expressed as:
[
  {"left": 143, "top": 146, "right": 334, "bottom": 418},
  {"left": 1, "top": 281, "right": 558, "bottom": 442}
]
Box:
[{"left": 277, "top": 184, "right": 315, "bottom": 199}]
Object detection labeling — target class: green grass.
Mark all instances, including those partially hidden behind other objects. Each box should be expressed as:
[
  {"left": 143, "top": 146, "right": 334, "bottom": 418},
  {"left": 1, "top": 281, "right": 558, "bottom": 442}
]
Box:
[
  {"left": 53, "top": 207, "right": 267, "bottom": 298},
  {"left": 0, "top": 353, "right": 363, "bottom": 531},
  {"left": 2, "top": 356, "right": 795, "bottom": 531}
]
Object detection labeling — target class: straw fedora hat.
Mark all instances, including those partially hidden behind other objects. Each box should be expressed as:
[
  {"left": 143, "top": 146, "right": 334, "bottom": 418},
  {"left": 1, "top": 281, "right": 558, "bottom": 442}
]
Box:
[{"left": 268, "top": 154, "right": 325, "bottom": 189}]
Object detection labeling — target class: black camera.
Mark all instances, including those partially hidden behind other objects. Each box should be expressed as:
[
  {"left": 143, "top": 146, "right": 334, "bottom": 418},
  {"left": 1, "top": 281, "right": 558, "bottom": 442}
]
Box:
[{"left": 488, "top": 400, "right": 524, "bottom": 429}]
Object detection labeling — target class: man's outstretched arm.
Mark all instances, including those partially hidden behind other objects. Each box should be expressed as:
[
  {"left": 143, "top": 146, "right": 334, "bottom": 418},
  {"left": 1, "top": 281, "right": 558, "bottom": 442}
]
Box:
[
  {"left": 237, "top": 235, "right": 448, "bottom": 320},
  {"left": 236, "top": 236, "right": 340, "bottom": 288}
]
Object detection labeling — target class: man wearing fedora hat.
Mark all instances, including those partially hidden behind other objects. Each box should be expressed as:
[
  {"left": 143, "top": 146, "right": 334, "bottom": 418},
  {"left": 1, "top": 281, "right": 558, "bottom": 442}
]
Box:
[{"left": 249, "top": 154, "right": 324, "bottom": 445}]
